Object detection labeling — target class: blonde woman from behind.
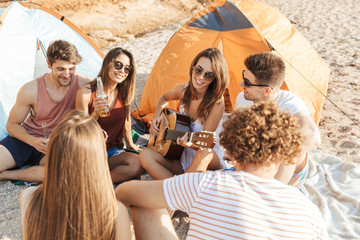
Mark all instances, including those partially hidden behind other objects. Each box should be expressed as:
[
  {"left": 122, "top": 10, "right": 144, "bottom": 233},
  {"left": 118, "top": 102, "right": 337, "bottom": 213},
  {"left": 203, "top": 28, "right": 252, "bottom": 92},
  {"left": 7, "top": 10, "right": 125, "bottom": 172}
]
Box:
[{"left": 20, "top": 110, "right": 131, "bottom": 240}]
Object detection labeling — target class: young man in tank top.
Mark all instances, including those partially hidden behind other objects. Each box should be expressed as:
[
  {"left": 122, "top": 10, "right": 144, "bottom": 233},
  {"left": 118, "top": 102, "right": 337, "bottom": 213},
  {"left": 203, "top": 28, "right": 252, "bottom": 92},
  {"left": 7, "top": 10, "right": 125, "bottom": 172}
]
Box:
[
  {"left": 235, "top": 52, "right": 321, "bottom": 189},
  {"left": 0, "top": 40, "right": 92, "bottom": 182}
]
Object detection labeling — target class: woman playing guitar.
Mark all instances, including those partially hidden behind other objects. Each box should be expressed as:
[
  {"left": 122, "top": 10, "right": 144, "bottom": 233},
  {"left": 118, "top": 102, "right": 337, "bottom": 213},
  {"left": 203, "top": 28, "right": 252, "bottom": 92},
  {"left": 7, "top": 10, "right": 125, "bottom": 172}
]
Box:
[{"left": 139, "top": 48, "right": 229, "bottom": 180}]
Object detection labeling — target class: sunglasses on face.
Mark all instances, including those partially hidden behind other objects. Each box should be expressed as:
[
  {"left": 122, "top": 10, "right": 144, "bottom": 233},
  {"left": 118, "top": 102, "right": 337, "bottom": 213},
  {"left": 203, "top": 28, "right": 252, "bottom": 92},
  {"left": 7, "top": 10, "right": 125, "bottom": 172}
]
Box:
[
  {"left": 192, "top": 65, "right": 216, "bottom": 82},
  {"left": 242, "top": 70, "right": 273, "bottom": 89},
  {"left": 112, "top": 60, "right": 133, "bottom": 74}
]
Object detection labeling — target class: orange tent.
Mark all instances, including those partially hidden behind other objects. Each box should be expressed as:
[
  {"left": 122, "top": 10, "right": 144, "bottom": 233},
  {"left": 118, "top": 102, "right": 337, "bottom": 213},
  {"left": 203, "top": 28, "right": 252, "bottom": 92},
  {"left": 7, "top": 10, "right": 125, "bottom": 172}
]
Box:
[{"left": 132, "top": 0, "right": 330, "bottom": 125}]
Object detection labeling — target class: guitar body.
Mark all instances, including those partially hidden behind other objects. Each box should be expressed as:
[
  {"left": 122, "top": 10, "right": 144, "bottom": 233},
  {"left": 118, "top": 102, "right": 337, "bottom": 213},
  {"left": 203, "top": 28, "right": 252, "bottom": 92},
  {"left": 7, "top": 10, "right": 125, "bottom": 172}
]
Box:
[{"left": 147, "top": 109, "right": 190, "bottom": 160}]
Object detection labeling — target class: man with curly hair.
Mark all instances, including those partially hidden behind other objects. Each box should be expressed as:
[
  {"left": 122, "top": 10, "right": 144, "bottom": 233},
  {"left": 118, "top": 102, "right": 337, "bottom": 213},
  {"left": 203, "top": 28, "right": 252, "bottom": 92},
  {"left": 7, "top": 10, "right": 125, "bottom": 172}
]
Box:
[
  {"left": 115, "top": 103, "right": 328, "bottom": 240},
  {"left": 236, "top": 52, "right": 321, "bottom": 189},
  {"left": 0, "top": 40, "right": 91, "bottom": 182}
]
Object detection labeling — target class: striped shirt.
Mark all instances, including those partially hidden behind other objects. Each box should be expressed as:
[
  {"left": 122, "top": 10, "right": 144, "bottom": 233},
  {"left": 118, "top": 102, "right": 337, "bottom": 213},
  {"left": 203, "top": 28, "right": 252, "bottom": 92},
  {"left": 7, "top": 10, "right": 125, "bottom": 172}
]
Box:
[{"left": 163, "top": 171, "right": 327, "bottom": 240}]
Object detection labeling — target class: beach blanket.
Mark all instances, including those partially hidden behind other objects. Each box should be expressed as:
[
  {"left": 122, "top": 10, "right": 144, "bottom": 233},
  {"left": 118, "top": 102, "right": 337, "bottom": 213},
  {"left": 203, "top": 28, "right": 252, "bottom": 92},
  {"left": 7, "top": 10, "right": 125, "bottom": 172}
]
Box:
[{"left": 305, "top": 150, "right": 360, "bottom": 240}]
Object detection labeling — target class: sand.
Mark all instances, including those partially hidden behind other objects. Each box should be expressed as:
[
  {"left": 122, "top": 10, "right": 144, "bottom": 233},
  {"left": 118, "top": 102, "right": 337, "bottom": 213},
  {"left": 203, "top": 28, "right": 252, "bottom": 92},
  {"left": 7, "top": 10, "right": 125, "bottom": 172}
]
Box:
[{"left": 1, "top": 0, "right": 359, "bottom": 239}]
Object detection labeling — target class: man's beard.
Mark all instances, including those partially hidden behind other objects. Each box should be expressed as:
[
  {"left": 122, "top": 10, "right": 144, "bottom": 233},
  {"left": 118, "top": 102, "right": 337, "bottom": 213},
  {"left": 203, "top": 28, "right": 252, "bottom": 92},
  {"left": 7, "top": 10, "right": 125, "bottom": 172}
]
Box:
[{"left": 57, "top": 77, "right": 71, "bottom": 87}]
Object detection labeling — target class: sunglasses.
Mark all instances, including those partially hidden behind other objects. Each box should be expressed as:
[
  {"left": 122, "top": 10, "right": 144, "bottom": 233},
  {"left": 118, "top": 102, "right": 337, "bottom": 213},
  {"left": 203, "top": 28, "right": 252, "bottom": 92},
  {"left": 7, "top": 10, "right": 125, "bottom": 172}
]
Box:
[
  {"left": 192, "top": 65, "right": 216, "bottom": 82},
  {"left": 112, "top": 61, "right": 133, "bottom": 74},
  {"left": 242, "top": 70, "right": 273, "bottom": 89}
]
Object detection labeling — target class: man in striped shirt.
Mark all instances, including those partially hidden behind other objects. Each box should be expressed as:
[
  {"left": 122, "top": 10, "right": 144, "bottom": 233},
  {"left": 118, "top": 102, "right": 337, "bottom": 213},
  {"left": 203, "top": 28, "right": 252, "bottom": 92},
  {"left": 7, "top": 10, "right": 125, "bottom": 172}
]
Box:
[{"left": 116, "top": 102, "right": 328, "bottom": 240}]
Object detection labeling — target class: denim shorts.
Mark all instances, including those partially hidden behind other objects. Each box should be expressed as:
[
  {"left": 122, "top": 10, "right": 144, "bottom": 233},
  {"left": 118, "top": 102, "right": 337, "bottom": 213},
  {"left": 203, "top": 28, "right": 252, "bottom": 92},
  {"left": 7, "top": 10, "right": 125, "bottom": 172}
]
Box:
[{"left": 107, "top": 147, "right": 125, "bottom": 158}]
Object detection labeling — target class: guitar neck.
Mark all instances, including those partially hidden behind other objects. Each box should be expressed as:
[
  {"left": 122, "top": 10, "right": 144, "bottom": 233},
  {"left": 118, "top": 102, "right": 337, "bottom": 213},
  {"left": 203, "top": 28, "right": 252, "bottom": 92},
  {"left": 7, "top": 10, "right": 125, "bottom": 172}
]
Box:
[{"left": 164, "top": 129, "right": 188, "bottom": 141}]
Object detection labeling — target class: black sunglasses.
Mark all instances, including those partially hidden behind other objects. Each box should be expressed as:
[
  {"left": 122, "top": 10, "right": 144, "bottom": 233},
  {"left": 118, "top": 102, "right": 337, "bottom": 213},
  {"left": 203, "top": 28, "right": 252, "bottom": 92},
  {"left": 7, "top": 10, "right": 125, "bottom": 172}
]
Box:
[
  {"left": 242, "top": 70, "right": 272, "bottom": 89},
  {"left": 112, "top": 61, "right": 133, "bottom": 74},
  {"left": 192, "top": 65, "right": 216, "bottom": 82}
]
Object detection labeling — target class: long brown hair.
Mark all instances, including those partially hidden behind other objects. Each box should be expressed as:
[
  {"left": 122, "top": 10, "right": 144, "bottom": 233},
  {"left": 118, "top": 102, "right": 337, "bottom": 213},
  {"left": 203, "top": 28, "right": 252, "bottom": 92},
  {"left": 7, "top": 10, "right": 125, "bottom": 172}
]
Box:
[
  {"left": 23, "top": 111, "right": 118, "bottom": 240},
  {"left": 180, "top": 48, "right": 229, "bottom": 123},
  {"left": 97, "top": 47, "right": 136, "bottom": 107}
]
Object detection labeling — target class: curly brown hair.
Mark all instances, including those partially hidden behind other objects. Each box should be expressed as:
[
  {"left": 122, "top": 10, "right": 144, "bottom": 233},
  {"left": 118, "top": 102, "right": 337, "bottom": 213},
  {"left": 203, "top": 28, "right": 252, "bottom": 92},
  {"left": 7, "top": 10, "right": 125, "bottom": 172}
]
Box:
[{"left": 219, "top": 102, "right": 302, "bottom": 167}]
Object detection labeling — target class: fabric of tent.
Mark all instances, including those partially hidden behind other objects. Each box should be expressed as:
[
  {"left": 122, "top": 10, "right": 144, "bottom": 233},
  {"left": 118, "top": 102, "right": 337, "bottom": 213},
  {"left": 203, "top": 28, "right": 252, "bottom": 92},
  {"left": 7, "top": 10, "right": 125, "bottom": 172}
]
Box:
[
  {"left": 131, "top": 0, "right": 330, "bottom": 126},
  {"left": 0, "top": 1, "right": 104, "bottom": 140}
]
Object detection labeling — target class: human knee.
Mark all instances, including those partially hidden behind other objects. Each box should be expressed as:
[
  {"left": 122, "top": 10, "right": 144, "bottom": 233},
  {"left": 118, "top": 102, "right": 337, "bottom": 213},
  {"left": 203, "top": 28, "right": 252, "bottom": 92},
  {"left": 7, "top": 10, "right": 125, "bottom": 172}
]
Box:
[
  {"left": 139, "top": 149, "right": 155, "bottom": 167},
  {"left": 0, "top": 145, "right": 16, "bottom": 172},
  {"left": 129, "top": 156, "right": 144, "bottom": 176}
]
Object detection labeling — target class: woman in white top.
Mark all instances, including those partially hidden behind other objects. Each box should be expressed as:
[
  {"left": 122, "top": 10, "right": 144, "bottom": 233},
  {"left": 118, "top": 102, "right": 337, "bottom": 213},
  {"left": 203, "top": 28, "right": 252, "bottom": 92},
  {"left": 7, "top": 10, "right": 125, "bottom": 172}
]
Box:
[
  {"left": 139, "top": 48, "right": 229, "bottom": 180},
  {"left": 20, "top": 110, "right": 131, "bottom": 240}
]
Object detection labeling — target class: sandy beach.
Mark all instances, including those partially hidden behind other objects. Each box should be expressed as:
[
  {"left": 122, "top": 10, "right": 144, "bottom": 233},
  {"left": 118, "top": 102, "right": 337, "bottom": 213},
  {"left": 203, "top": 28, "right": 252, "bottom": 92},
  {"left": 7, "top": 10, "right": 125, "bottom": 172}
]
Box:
[{"left": 1, "top": 0, "right": 359, "bottom": 239}]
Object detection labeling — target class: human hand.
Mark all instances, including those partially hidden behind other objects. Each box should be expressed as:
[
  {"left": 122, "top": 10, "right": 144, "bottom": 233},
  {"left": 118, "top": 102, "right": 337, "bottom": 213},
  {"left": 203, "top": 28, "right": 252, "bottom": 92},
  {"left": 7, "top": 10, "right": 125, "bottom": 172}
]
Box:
[
  {"left": 128, "top": 144, "right": 141, "bottom": 152},
  {"left": 149, "top": 116, "right": 161, "bottom": 136},
  {"left": 176, "top": 133, "right": 193, "bottom": 148},
  {"left": 32, "top": 137, "right": 48, "bottom": 154},
  {"left": 94, "top": 96, "right": 109, "bottom": 114}
]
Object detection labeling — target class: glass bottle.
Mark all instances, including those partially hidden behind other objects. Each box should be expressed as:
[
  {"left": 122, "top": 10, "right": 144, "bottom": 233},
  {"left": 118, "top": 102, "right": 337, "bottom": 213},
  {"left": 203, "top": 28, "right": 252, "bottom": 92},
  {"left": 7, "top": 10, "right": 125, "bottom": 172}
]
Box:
[{"left": 96, "top": 77, "right": 110, "bottom": 117}]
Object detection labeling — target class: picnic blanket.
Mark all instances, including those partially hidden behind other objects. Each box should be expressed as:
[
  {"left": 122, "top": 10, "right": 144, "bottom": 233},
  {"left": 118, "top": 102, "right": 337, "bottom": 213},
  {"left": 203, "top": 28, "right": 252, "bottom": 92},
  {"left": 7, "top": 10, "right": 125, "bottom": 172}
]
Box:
[{"left": 304, "top": 150, "right": 360, "bottom": 240}]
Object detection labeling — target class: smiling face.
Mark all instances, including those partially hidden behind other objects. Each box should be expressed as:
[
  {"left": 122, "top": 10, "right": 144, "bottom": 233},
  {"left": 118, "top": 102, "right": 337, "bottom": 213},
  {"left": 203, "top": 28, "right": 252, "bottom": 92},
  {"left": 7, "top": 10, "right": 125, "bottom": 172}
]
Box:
[
  {"left": 48, "top": 60, "right": 76, "bottom": 87},
  {"left": 191, "top": 57, "right": 214, "bottom": 91},
  {"left": 240, "top": 69, "right": 269, "bottom": 102},
  {"left": 108, "top": 54, "right": 131, "bottom": 84}
]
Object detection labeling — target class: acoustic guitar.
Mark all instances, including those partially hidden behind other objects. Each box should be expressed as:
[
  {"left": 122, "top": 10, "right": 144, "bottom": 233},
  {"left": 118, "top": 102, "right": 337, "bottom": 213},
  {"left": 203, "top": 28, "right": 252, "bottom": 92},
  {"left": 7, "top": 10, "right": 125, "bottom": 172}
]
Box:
[{"left": 147, "top": 109, "right": 216, "bottom": 160}]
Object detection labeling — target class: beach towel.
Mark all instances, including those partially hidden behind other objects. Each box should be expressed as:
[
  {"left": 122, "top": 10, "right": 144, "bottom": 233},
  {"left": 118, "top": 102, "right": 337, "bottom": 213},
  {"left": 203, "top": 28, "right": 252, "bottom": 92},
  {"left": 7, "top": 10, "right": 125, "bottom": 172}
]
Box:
[{"left": 305, "top": 150, "right": 360, "bottom": 240}]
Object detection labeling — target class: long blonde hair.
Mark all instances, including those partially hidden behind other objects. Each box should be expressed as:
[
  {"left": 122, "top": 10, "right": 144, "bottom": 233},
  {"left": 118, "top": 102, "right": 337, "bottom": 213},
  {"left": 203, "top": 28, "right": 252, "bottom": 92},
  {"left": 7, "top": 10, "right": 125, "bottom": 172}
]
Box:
[
  {"left": 181, "top": 48, "right": 229, "bottom": 124},
  {"left": 23, "top": 111, "right": 118, "bottom": 240}
]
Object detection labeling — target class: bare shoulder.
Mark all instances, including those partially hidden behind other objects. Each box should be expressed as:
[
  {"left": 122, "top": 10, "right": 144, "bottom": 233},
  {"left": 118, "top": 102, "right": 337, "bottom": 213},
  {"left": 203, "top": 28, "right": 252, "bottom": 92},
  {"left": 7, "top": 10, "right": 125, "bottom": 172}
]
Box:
[
  {"left": 75, "top": 82, "right": 92, "bottom": 111},
  {"left": 18, "top": 79, "right": 38, "bottom": 104},
  {"left": 76, "top": 73, "right": 93, "bottom": 87},
  {"left": 174, "top": 84, "right": 186, "bottom": 93},
  {"left": 20, "top": 186, "right": 38, "bottom": 206},
  {"left": 22, "top": 79, "right": 37, "bottom": 93},
  {"left": 211, "top": 98, "right": 225, "bottom": 113},
  {"left": 207, "top": 99, "right": 225, "bottom": 120},
  {"left": 172, "top": 84, "right": 186, "bottom": 97},
  {"left": 163, "top": 84, "right": 185, "bottom": 101},
  {"left": 78, "top": 82, "right": 92, "bottom": 95},
  {"left": 204, "top": 98, "right": 225, "bottom": 130},
  {"left": 20, "top": 186, "right": 38, "bottom": 225}
]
